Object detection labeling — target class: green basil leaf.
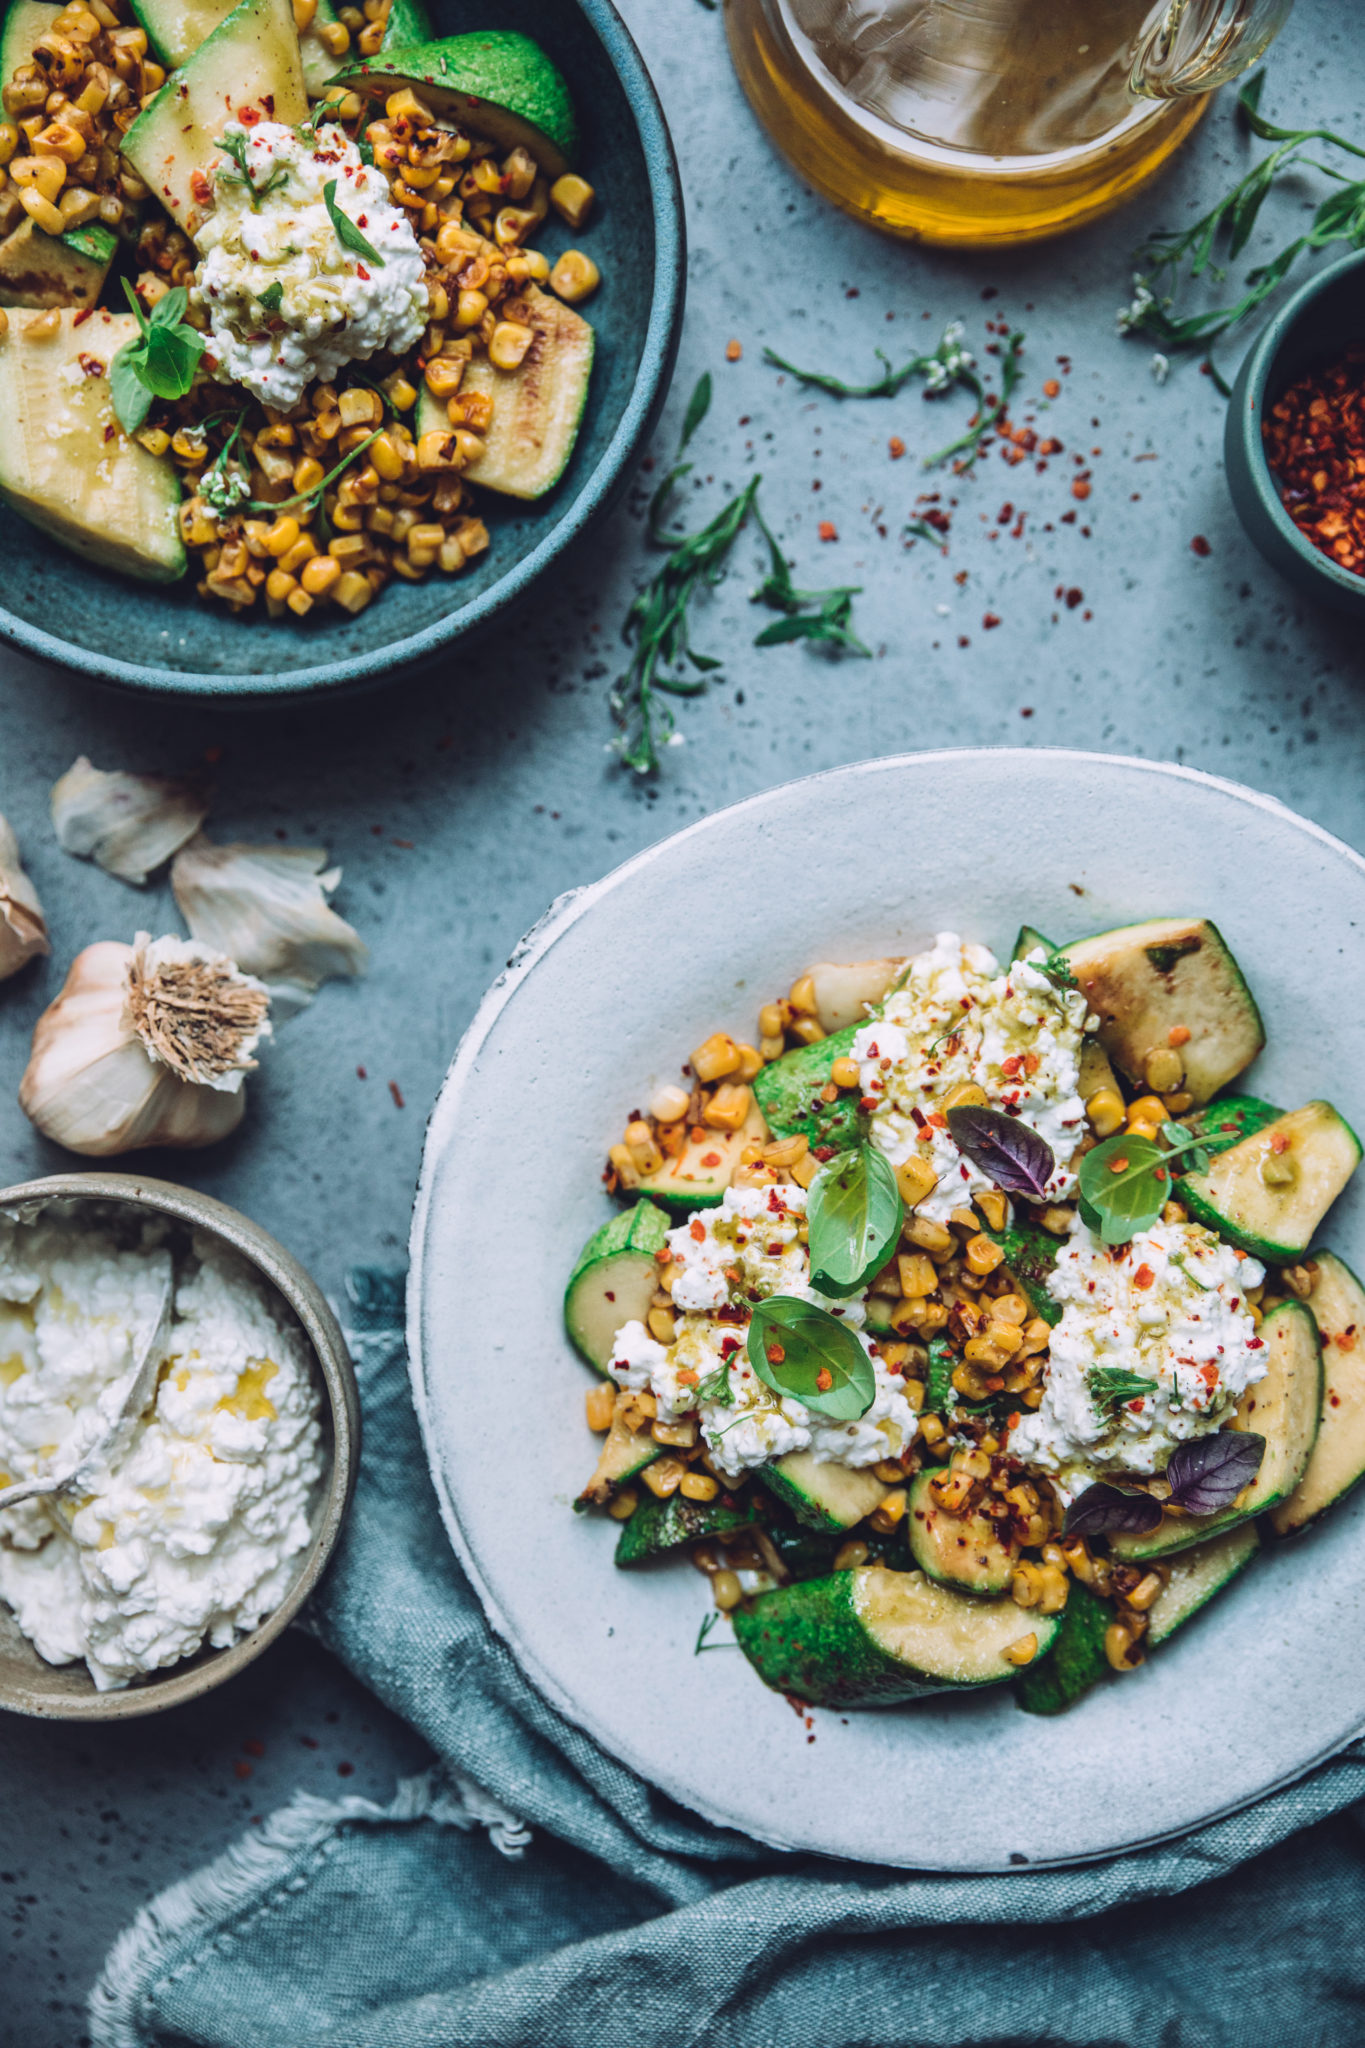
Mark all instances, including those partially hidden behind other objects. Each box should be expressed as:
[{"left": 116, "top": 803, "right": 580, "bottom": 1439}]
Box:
[
  {"left": 109, "top": 341, "right": 153, "bottom": 435},
  {"left": 1076, "top": 1133, "right": 1169, "bottom": 1245},
  {"left": 120, "top": 275, "right": 150, "bottom": 336},
  {"left": 259, "top": 280, "right": 284, "bottom": 313},
  {"left": 679, "top": 371, "right": 711, "bottom": 451},
  {"left": 149, "top": 286, "right": 188, "bottom": 329},
  {"left": 139, "top": 320, "right": 205, "bottom": 401},
  {"left": 746, "top": 1297, "right": 874, "bottom": 1421},
  {"left": 807, "top": 1142, "right": 903, "bottom": 1298},
  {"left": 323, "top": 178, "right": 385, "bottom": 267},
  {"left": 924, "top": 1335, "right": 956, "bottom": 1417}
]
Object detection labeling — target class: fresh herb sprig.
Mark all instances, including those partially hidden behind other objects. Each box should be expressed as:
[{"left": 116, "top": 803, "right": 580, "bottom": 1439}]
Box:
[
  {"left": 1088, "top": 1366, "right": 1160, "bottom": 1414},
  {"left": 764, "top": 321, "right": 1026, "bottom": 472},
  {"left": 1120, "top": 72, "right": 1365, "bottom": 374},
  {"left": 694, "top": 1611, "right": 737, "bottom": 1653},
  {"left": 1077, "top": 1122, "right": 1214, "bottom": 1246},
  {"left": 216, "top": 129, "right": 289, "bottom": 211},
  {"left": 110, "top": 282, "right": 206, "bottom": 435},
  {"left": 323, "top": 178, "right": 386, "bottom": 267},
  {"left": 746, "top": 1296, "right": 875, "bottom": 1421},
  {"left": 807, "top": 1143, "right": 903, "bottom": 1298},
  {"left": 751, "top": 503, "right": 870, "bottom": 656},
  {"left": 612, "top": 375, "right": 869, "bottom": 773},
  {"left": 694, "top": 1361, "right": 735, "bottom": 1408}
]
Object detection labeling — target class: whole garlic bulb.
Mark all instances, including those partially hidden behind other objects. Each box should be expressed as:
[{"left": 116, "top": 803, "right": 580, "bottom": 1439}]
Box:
[
  {"left": 19, "top": 933, "right": 272, "bottom": 1157},
  {"left": 0, "top": 813, "right": 50, "bottom": 981}
]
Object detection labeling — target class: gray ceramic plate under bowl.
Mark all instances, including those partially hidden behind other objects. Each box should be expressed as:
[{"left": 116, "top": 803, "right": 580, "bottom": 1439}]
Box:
[
  {"left": 0, "top": 1173, "right": 359, "bottom": 1720},
  {"left": 409, "top": 749, "right": 1365, "bottom": 1870},
  {"left": 1226, "top": 247, "right": 1365, "bottom": 612},
  {"left": 0, "top": 0, "right": 683, "bottom": 699}
]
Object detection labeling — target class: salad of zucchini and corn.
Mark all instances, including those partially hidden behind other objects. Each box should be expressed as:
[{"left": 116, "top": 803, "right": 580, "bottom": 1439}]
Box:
[
  {"left": 0, "top": 0, "right": 598, "bottom": 618},
  {"left": 565, "top": 919, "right": 1365, "bottom": 1715}
]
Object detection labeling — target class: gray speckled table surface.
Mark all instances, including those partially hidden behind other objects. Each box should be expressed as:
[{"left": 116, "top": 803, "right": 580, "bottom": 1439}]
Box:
[{"left": 2, "top": 0, "right": 1363, "bottom": 2036}]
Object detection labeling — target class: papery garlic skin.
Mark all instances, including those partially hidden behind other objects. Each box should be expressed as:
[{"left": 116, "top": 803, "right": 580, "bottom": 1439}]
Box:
[
  {"left": 51, "top": 757, "right": 210, "bottom": 887},
  {"left": 0, "top": 814, "right": 49, "bottom": 981},
  {"left": 19, "top": 937, "right": 271, "bottom": 1157},
  {"left": 171, "top": 838, "right": 368, "bottom": 1013}
]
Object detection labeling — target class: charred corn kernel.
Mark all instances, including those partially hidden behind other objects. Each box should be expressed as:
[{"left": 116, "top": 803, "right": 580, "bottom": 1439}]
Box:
[
  {"left": 703, "top": 1082, "right": 751, "bottom": 1132},
  {"left": 404, "top": 520, "right": 442, "bottom": 555},
  {"left": 992, "top": 1292, "right": 1029, "bottom": 1326},
  {"left": 641, "top": 1456, "right": 685, "bottom": 1501},
  {"left": 647, "top": 1083, "right": 688, "bottom": 1125},
  {"left": 827, "top": 1055, "right": 859, "bottom": 1090},
  {"left": 1144, "top": 1046, "right": 1184, "bottom": 1093},
  {"left": 33, "top": 118, "right": 83, "bottom": 161},
  {"left": 338, "top": 387, "right": 381, "bottom": 428},
  {"left": 300, "top": 552, "right": 341, "bottom": 598},
  {"left": 887, "top": 1157, "right": 935, "bottom": 1210},
  {"left": 868, "top": 1488, "right": 907, "bottom": 1532},
  {"left": 971, "top": 1188, "right": 1007, "bottom": 1233},
  {"left": 964, "top": 1233, "right": 1005, "bottom": 1276},
  {"left": 1002, "top": 1632, "right": 1038, "bottom": 1669},
  {"left": 1036, "top": 1205, "right": 1076, "bottom": 1236},
  {"left": 896, "top": 1251, "right": 937, "bottom": 1298},
  {"left": 511, "top": 246, "right": 551, "bottom": 283},
  {"left": 677, "top": 1471, "right": 718, "bottom": 1503},
  {"left": 56, "top": 182, "right": 98, "bottom": 224},
  {"left": 0, "top": 123, "right": 16, "bottom": 164},
  {"left": 363, "top": 430, "right": 403, "bottom": 482},
  {"left": 710, "top": 1568, "right": 742, "bottom": 1610},
  {"left": 454, "top": 515, "right": 489, "bottom": 556},
  {"left": 724, "top": 1043, "right": 758, "bottom": 1082},
  {"left": 788, "top": 1016, "right": 825, "bottom": 1047},
  {"left": 315, "top": 16, "right": 349, "bottom": 51},
  {"left": 136, "top": 424, "right": 170, "bottom": 457},
  {"left": 380, "top": 370, "right": 417, "bottom": 411},
  {"left": 264, "top": 567, "right": 296, "bottom": 604},
  {"left": 1283, "top": 1261, "right": 1317, "bottom": 1299},
  {"left": 645, "top": 1305, "right": 677, "bottom": 1346},
  {"left": 757, "top": 1001, "right": 787, "bottom": 1039},
  {"left": 691, "top": 1031, "right": 740, "bottom": 1083},
  {"left": 585, "top": 1384, "right": 618, "bottom": 1433},
  {"left": 606, "top": 1486, "right": 638, "bottom": 1521},
  {"left": 902, "top": 1214, "right": 954, "bottom": 1256},
  {"left": 292, "top": 0, "right": 317, "bottom": 26},
  {"left": 492, "top": 203, "right": 539, "bottom": 247},
  {"left": 279, "top": 536, "right": 317, "bottom": 574},
  {"left": 289, "top": 455, "right": 324, "bottom": 496},
  {"left": 1123, "top": 1570, "right": 1165, "bottom": 1613},
  {"left": 1018, "top": 1316, "right": 1051, "bottom": 1357},
  {"left": 1126, "top": 1094, "right": 1167, "bottom": 1130},
  {"left": 651, "top": 1415, "right": 696, "bottom": 1449},
  {"left": 385, "top": 85, "right": 432, "bottom": 122},
  {"left": 787, "top": 972, "right": 818, "bottom": 1015},
  {"left": 830, "top": 1539, "right": 869, "bottom": 1572},
  {"left": 432, "top": 534, "right": 462, "bottom": 573},
  {"left": 13, "top": 153, "right": 64, "bottom": 199},
  {"left": 416, "top": 428, "right": 459, "bottom": 469},
  {"left": 756, "top": 1034, "right": 784, "bottom": 1064},
  {"left": 1010, "top": 1562, "right": 1044, "bottom": 1608},
  {"left": 424, "top": 356, "right": 466, "bottom": 401},
  {"left": 917, "top": 1414, "right": 947, "bottom": 1452},
  {"left": 549, "top": 170, "right": 594, "bottom": 228},
  {"left": 1127, "top": 1120, "right": 1159, "bottom": 1143},
  {"left": 790, "top": 1150, "right": 820, "bottom": 1190},
  {"left": 488, "top": 317, "right": 537, "bottom": 371},
  {"left": 1105, "top": 1620, "right": 1143, "bottom": 1672},
  {"left": 329, "top": 501, "right": 364, "bottom": 532},
  {"left": 324, "top": 567, "right": 370, "bottom": 612},
  {"left": 985, "top": 1317, "right": 1024, "bottom": 1355},
  {"left": 550, "top": 248, "right": 599, "bottom": 302},
  {"left": 263, "top": 514, "right": 299, "bottom": 557},
  {"left": 761, "top": 1133, "right": 809, "bottom": 1170},
  {"left": 623, "top": 1119, "right": 662, "bottom": 1175},
  {"left": 1085, "top": 1087, "right": 1125, "bottom": 1138},
  {"left": 1163, "top": 1091, "right": 1194, "bottom": 1116},
  {"left": 454, "top": 286, "right": 488, "bottom": 328},
  {"left": 1035, "top": 1566, "right": 1069, "bottom": 1615},
  {"left": 941, "top": 1080, "right": 989, "bottom": 1111}
]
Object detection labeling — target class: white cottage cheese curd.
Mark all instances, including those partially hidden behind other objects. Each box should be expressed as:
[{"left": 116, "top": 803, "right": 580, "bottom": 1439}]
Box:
[
  {"left": 192, "top": 122, "right": 427, "bottom": 408},
  {"left": 0, "top": 1209, "right": 323, "bottom": 1690},
  {"left": 607, "top": 1184, "right": 916, "bottom": 1481},
  {"left": 853, "top": 934, "right": 1093, "bottom": 1223},
  {"left": 1008, "top": 1215, "right": 1266, "bottom": 1496}
]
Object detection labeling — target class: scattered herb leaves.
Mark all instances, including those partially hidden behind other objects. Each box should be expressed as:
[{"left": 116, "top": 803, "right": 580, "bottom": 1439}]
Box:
[
  {"left": 807, "top": 1143, "right": 903, "bottom": 1298},
  {"left": 216, "top": 129, "right": 288, "bottom": 210},
  {"left": 694, "top": 1611, "right": 737, "bottom": 1653},
  {"left": 751, "top": 503, "right": 870, "bottom": 656},
  {"left": 746, "top": 1297, "right": 875, "bottom": 1421},
  {"left": 323, "top": 178, "right": 385, "bottom": 266},
  {"left": 241, "top": 427, "right": 383, "bottom": 518},
  {"left": 109, "top": 281, "right": 206, "bottom": 434},
  {"left": 694, "top": 1361, "right": 735, "bottom": 1408},
  {"left": 258, "top": 280, "right": 284, "bottom": 314},
  {"left": 944, "top": 1106, "right": 1056, "bottom": 1203},
  {"left": 924, "top": 1336, "right": 957, "bottom": 1417},
  {"left": 200, "top": 415, "right": 251, "bottom": 514},
  {"left": 1077, "top": 1126, "right": 1211, "bottom": 1246},
  {"left": 1062, "top": 1483, "right": 1165, "bottom": 1540},
  {"left": 1164, "top": 1430, "right": 1266, "bottom": 1516},
  {"left": 764, "top": 321, "right": 1027, "bottom": 472},
  {"left": 1088, "top": 1366, "right": 1159, "bottom": 1413},
  {"left": 1119, "top": 71, "right": 1365, "bottom": 374}
]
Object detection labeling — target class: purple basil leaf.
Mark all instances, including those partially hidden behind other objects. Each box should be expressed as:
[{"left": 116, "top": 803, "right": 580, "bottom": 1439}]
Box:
[
  {"left": 1062, "top": 1483, "right": 1165, "bottom": 1540},
  {"left": 1165, "top": 1431, "right": 1266, "bottom": 1516},
  {"left": 944, "top": 1105, "right": 1056, "bottom": 1202}
]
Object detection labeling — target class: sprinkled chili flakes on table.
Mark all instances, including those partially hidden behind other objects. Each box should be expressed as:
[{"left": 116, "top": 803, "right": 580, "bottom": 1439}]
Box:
[{"left": 1262, "top": 344, "right": 1365, "bottom": 577}]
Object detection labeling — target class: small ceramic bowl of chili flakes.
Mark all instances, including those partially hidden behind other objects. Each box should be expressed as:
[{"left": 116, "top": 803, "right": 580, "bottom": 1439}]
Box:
[{"left": 1226, "top": 246, "right": 1365, "bottom": 611}]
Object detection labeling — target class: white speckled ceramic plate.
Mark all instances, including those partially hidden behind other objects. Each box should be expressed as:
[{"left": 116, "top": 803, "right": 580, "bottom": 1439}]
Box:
[{"left": 409, "top": 751, "right": 1365, "bottom": 1870}]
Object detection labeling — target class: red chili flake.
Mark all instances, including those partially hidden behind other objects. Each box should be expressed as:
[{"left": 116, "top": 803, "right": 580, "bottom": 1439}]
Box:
[
  {"left": 676, "top": 1366, "right": 699, "bottom": 1386},
  {"left": 1071, "top": 477, "right": 1091, "bottom": 501},
  {"left": 720, "top": 1335, "right": 740, "bottom": 1359},
  {"left": 982, "top": 611, "right": 1001, "bottom": 629},
  {"left": 78, "top": 353, "right": 104, "bottom": 378},
  {"left": 388, "top": 1080, "right": 405, "bottom": 1108},
  {"left": 103, "top": 424, "right": 115, "bottom": 442},
  {"left": 337, "top": 1762, "right": 355, "bottom": 1777},
  {"left": 818, "top": 521, "right": 837, "bottom": 541},
  {"left": 1108, "top": 1155, "right": 1130, "bottom": 1173},
  {"left": 1190, "top": 533, "right": 1212, "bottom": 556},
  {"left": 858, "top": 1096, "right": 879, "bottom": 1113},
  {"left": 766, "top": 1339, "right": 786, "bottom": 1365},
  {"left": 888, "top": 436, "right": 905, "bottom": 459},
  {"left": 243, "top": 1737, "right": 265, "bottom": 1758},
  {"left": 357, "top": 263, "right": 371, "bottom": 281},
  {"left": 233, "top": 1760, "right": 253, "bottom": 1779},
  {"left": 813, "top": 1145, "right": 836, "bottom": 1162},
  {"left": 239, "top": 103, "right": 261, "bottom": 124},
  {"left": 690, "top": 1220, "right": 706, "bottom": 1242},
  {"left": 1043, "top": 378, "right": 1061, "bottom": 398},
  {"left": 701, "top": 1151, "right": 723, "bottom": 1167},
  {"left": 725, "top": 338, "right": 742, "bottom": 362},
  {"left": 1133, "top": 1263, "right": 1156, "bottom": 1289},
  {"left": 815, "top": 1367, "right": 833, "bottom": 1391}
]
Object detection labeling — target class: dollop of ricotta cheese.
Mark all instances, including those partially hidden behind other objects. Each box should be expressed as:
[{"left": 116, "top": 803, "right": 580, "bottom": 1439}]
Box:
[
  {"left": 606, "top": 1184, "right": 917, "bottom": 1480},
  {"left": 192, "top": 121, "right": 427, "bottom": 409},
  {"left": 1007, "top": 1215, "right": 1267, "bottom": 1495},
  {"left": 0, "top": 1208, "right": 323, "bottom": 1691},
  {"left": 853, "top": 933, "right": 1092, "bottom": 1223}
]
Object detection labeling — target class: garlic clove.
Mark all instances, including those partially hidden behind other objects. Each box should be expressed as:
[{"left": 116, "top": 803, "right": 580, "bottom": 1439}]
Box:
[
  {"left": 51, "top": 757, "right": 211, "bottom": 887},
  {"left": 19, "top": 936, "right": 271, "bottom": 1157},
  {"left": 171, "top": 837, "right": 368, "bottom": 1013},
  {"left": 0, "top": 813, "right": 50, "bottom": 981}
]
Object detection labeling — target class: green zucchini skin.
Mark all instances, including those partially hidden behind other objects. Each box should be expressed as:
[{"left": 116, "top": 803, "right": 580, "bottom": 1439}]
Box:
[
  {"left": 1184, "top": 1094, "right": 1283, "bottom": 1153},
  {"left": 751, "top": 1026, "right": 867, "bottom": 1154},
  {"left": 1013, "top": 1582, "right": 1110, "bottom": 1716},
  {"left": 1010, "top": 925, "right": 1054, "bottom": 963},
  {"left": 614, "top": 1489, "right": 756, "bottom": 1567},
  {"left": 732, "top": 1572, "right": 948, "bottom": 1707},
  {"left": 563, "top": 1198, "right": 671, "bottom": 1371},
  {"left": 983, "top": 1219, "right": 1063, "bottom": 1327}
]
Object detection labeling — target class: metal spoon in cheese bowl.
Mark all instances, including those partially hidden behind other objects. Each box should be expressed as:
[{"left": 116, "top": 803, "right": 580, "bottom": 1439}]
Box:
[{"left": 0, "top": 1174, "right": 359, "bottom": 1721}]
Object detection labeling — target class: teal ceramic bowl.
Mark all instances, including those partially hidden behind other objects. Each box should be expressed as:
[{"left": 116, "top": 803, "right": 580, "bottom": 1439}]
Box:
[
  {"left": 1225, "top": 248, "right": 1365, "bottom": 614},
  {"left": 0, "top": 0, "right": 683, "bottom": 698}
]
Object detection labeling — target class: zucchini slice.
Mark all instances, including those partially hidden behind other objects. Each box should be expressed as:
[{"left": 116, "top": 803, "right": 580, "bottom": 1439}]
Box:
[
  {"left": 905, "top": 1469, "right": 1018, "bottom": 1595},
  {"left": 1014, "top": 1580, "right": 1110, "bottom": 1716},
  {"left": 574, "top": 1409, "right": 660, "bottom": 1509},
  {"left": 733, "top": 1565, "right": 1060, "bottom": 1708},
  {"left": 613, "top": 1488, "right": 756, "bottom": 1567},
  {"left": 0, "top": 0, "right": 54, "bottom": 82},
  {"left": 635, "top": 1100, "right": 766, "bottom": 1214},
  {"left": 1051, "top": 917, "right": 1264, "bottom": 1107},
  {"left": 1185, "top": 1093, "right": 1283, "bottom": 1155},
  {"left": 1148, "top": 1521, "right": 1260, "bottom": 1639},
  {"left": 1178, "top": 1100, "right": 1362, "bottom": 1261},
  {"left": 751, "top": 1026, "right": 865, "bottom": 1155},
  {"left": 418, "top": 285, "right": 593, "bottom": 501},
  {"left": 1077, "top": 1034, "right": 1119, "bottom": 1103},
  {"left": 759, "top": 1450, "right": 888, "bottom": 1532},
  {"left": 335, "top": 31, "right": 578, "bottom": 178},
  {"left": 1010, "top": 924, "right": 1054, "bottom": 963},
  {"left": 1111, "top": 1299, "right": 1322, "bottom": 1561},
  {"left": 564, "top": 1198, "right": 670, "bottom": 1373},
  {"left": 1270, "top": 1251, "right": 1365, "bottom": 1535}
]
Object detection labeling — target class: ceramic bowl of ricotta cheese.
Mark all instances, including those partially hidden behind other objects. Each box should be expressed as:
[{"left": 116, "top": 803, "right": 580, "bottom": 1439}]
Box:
[{"left": 0, "top": 1173, "right": 358, "bottom": 1720}]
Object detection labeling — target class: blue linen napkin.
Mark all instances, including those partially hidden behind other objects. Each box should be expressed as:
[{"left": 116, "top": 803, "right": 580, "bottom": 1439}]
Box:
[{"left": 91, "top": 1268, "right": 1365, "bottom": 2048}]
